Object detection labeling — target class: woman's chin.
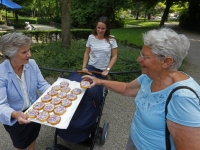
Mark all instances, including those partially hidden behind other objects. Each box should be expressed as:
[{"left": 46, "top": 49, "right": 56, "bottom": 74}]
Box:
[{"left": 141, "top": 69, "right": 147, "bottom": 74}]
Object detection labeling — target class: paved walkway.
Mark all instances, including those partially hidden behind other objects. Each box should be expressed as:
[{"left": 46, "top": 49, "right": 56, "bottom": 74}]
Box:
[
  {"left": 0, "top": 24, "right": 200, "bottom": 150},
  {"left": 32, "top": 24, "right": 59, "bottom": 30},
  {"left": 0, "top": 24, "right": 58, "bottom": 31},
  {"left": 178, "top": 30, "right": 200, "bottom": 84}
]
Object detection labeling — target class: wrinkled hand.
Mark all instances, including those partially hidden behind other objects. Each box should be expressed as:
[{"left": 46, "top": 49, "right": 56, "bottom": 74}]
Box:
[
  {"left": 82, "top": 75, "right": 102, "bottom": 88},
  {"left": 12, "top": 111, "right": 30, "bottom": 124}
]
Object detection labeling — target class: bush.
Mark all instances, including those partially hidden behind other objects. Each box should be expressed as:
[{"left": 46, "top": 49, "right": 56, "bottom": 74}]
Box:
[
  {"left": 37, "top": 18, "right": 50, "bottom": 25},
  {"left": 71, "top": 29, "right": 92, "bottom": 39},
  {"left": 1, "top": 30, "right": 92, "bottom": 43},
  {"left": 110, "top": 18, "right": 125, "bottom": 28},
  {"left": 0, "top": 20, "right": 5, "bottom": 25}
]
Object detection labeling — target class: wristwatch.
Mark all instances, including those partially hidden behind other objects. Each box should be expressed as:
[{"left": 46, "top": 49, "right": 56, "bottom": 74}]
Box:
[{"left": 106, "top": 68, "right": 110, "bottom": 71}]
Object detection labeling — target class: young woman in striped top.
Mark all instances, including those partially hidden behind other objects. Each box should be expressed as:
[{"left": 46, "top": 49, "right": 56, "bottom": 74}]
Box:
[{"left": 82, "top": 16, "right": 118, "bottom": 78}]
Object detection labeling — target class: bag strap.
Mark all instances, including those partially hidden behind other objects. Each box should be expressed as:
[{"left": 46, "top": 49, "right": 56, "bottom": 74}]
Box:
[{"left": 165, "top": 86, "right": 200, "bottom": 150}]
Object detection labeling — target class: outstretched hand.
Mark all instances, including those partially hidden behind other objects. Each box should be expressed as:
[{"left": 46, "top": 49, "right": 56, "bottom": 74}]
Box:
[{"left": 82, "top": 75, "right": 102, "bottom": 88}]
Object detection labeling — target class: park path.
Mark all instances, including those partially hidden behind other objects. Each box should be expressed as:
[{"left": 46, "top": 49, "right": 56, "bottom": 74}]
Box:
[
  {"left": 164, "top": 22, "right": 200, "bottom": 83},
  {"left": 180, "top": 30, "right": 200, "bottom": 84},
  {"left": 172, "top": 26, "right": 200, "bottom": 84}
]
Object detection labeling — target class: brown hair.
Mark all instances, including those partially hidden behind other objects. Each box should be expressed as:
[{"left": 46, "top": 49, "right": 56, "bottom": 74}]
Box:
[{"left": 92, "top": 16, "right": 114, "bottom": 44}]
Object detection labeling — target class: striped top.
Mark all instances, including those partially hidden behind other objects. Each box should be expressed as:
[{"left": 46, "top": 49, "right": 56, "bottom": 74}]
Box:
[{"left": 86, "top": 34, "right": 118, "bottom": 70}]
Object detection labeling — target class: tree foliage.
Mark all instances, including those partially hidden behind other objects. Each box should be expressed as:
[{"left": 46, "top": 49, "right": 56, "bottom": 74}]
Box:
[
  {"left": 70, "top": 0, "right": 132, "bottom": 28},
  {"left": 179, "top": 0, "right": 200, "bottom": 31}
]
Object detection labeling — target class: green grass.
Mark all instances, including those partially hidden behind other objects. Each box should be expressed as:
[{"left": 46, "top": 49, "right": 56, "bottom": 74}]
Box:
[
  {"left": 111, "top": 27, "right": 155, "bottom": 47},
  {"left": 124, "top": 18, "right": 160, "bottom": 27},
  {"left": 111, "top": 19, "right": 160, "bottom": 47}
]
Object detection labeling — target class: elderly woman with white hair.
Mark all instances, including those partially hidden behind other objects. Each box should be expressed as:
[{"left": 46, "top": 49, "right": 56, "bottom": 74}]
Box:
[
  {"left": 0, "top": 32, "right": 50, "bottom": 150},
  {"left": 82, "top": 28, "right": 200, "bottom": 150}
]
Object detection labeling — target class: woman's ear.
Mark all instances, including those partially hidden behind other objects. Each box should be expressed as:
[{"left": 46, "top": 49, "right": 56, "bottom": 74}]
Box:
[{"left": 162, "top": 57, "right": 174, "bottom": 68}]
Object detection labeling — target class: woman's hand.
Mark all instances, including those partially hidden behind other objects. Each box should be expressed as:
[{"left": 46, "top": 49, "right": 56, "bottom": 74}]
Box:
[
  {"left": 82, "top": 68, "right": 88, "bottom": 72},
  {"left": 11, "top": 111, "right": 30, "bottom": 124},
  {"left": 82, "top": 75, "right": 102, "bottom": 88},
  {"left": 101, "top": 70, "right": 109, "bottom": 76}
]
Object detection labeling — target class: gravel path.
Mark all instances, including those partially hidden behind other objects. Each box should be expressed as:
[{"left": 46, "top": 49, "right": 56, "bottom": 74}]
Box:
[{"left": 0, "top": 24, "right": 200, "bottom": 150}]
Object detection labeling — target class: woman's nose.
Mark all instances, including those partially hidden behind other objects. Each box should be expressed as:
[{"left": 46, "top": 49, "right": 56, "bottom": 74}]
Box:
[
  {"left": 27, "top": 51, "right": 31, "bottom": 57},
  {"left": 137, "top": 56, "right": 142, "bottom": 62}
]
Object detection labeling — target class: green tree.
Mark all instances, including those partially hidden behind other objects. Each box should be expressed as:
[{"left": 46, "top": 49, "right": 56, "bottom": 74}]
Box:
[
  {"left": 179, "top": 0, "right": 200, "bottom": 31},
  {"left": 13, "top": 0, "right": 31, "bottom": 24},
  {"left": 131, "top": 0, "right": 161, "bottom": 20},
  {"left": 71, "top": 0, "right": 132, "bottom": 28},
  {"left": 159, "top": 0, "right": 187, "bottom": 27}
]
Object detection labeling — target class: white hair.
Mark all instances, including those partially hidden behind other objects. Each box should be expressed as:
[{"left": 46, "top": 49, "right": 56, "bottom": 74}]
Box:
[
  {"left": 143, "top": 28, "right": 190, "bottom": 71},
  {"left": 0, "top": 32, "right": 32, "bottom": 59}
]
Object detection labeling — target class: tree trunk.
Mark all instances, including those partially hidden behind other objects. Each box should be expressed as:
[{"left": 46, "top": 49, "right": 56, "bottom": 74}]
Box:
[
  {"left": 159, "top": 0, "right": 172, "bottom": 27},
  {"left": 144, "top": 9, "right": 147, "bottom": 22},
  {"left": 148, "top": 14, "right": 151, "bottom": 20},
  {"left": 188, "top": 0, "right": 199, "bottom": 23},
  {"left": 136, "top": 11, "right": 139, "bottom": 20},
  {"left": 14, "top": 10, "right": 19, "bottom": 25},
  {"left": 56, "top": 0, "right": 59, "bottom": 18},
  {"left": 59, "top": 0, "right": 71, "bottom": 48}
]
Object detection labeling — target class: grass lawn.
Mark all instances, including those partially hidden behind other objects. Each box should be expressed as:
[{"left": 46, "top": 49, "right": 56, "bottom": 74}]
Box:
[
  {"left": 111, "top": 27, "right": 155, "bottom": 47},
  {"left": 110, "top": 19, "right": 179, "bottom": 48},
  {"left": 111, "top": 19, "right": 161, "bottom": 47}
]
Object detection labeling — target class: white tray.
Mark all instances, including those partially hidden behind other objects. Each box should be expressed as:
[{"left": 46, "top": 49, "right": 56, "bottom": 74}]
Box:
[{"left": 24, "top": 77, "right": 86, "bottom": 129}]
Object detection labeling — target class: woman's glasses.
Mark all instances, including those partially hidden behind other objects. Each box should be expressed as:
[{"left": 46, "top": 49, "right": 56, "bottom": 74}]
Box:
[
  {"left": 139, "top": 51, "right": 165, "bottom": 60},
  {"left": 139, "top": 51, "right": 157, "bottom": 59}
]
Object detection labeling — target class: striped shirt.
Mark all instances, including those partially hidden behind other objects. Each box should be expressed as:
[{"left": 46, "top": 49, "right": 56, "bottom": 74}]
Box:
[{"left": 86, "top": 34, "right": 118, "bottom": 70}]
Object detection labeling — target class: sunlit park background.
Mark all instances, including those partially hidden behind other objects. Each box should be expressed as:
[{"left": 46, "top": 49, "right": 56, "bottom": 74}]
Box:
[{"left": 0, "top": 0, "right": 199, "bottom": 81}]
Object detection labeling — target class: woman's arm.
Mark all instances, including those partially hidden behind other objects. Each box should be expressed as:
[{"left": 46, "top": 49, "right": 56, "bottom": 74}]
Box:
[
  {"left": 108, "top": 47, "right": 117, "bottom": 69},
  {"left": 82, "top": 75, "right": 140, "bottom": 97},
  {"left": 167, "top": 120, "right": 200, "bottom": 150},
  {"left": 82, "top": 47, "right": 90, "bottom": 71},
  {"left": 102, "top": 48, "right": 117, "bottom": 76}
]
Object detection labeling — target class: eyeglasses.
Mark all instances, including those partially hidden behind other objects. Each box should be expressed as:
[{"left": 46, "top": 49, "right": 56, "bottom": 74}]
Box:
[
  {"left": 139, "top": 51, "right": 157, "bottom": 60},
  {"left": 139, "top": 51, "right": 166, "bottom": 60}
]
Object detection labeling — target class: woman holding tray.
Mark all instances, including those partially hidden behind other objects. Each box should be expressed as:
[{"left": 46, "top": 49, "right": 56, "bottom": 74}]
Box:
[{"left": 0, "top": 32, "right": 50, "bottom": 150}]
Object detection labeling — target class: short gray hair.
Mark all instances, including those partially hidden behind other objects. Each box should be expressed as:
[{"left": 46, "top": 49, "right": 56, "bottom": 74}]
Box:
[
  {"left": 0, "top": 32, "right": 32, "bottom": 59},
  {"left": 143, "top": 28, "right": 190, "bottom": 71}
]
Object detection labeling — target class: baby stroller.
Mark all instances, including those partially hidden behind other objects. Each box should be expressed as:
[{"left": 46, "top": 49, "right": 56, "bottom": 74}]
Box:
[{"left": 46, "top": 71, "right": 109, "bottom": 150}]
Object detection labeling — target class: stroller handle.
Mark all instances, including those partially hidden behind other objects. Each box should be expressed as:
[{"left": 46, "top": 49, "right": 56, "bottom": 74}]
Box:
[{"left": 77, "top": 70, "right": 111, "bottom": 80}]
